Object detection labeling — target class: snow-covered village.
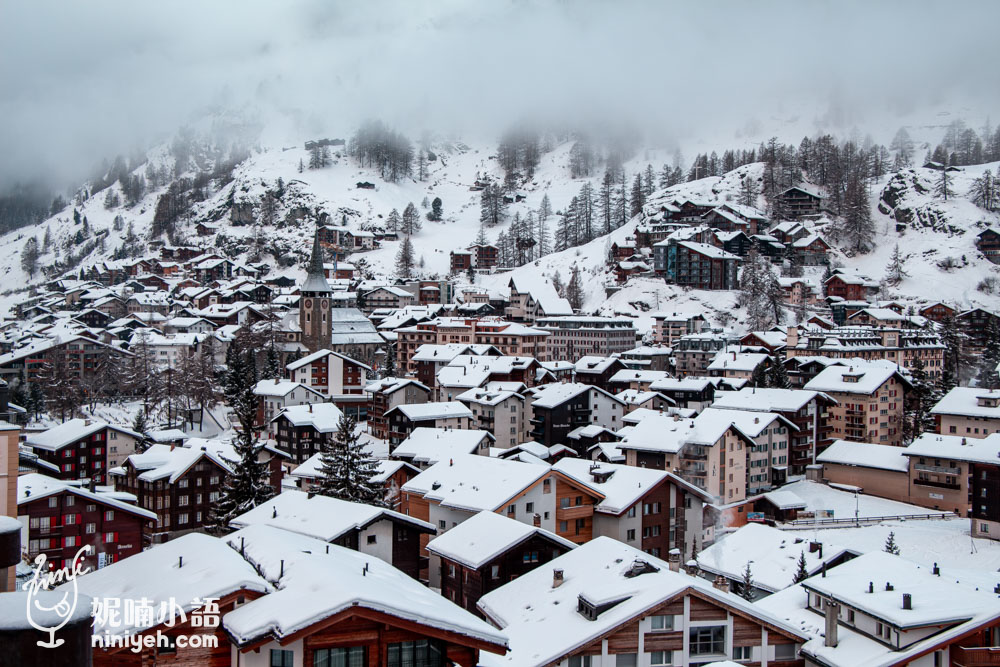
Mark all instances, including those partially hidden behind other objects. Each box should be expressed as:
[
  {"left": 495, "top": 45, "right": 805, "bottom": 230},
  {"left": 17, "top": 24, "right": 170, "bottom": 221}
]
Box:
[{"left": 2, "top": 2, "right": 1000, "bottom": 666}]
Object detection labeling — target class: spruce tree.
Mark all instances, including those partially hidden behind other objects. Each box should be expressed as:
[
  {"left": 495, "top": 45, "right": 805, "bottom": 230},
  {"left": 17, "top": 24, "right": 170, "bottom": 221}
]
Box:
[
  {"left": 402, "top": 202, "right": 421, "bottom": 234},
  {"left": 976, "top": 320, "right": 1000, "bottom": 389},
  {"left": 386, "top": 208, "right": 401, "bottom": 233},
  {"left": 427, "top": 197, "right": 443, "bottom": 221},
  {"left": 884, "top": 531, "right": 901, "bottom": 555},
  {"left": 768, "top": 360, "right": 791, "bottom": 389},
  {"left": 740, "top": 562, "right": 756, "bottom": 601},
  {"left": 264, "top": 345, "right": 281, "bottom": 379},
  {"left": 841, "top": 177, "right": 875, "bottom": 253},
  {"left": 935, "top": 168, "right": 952, "bottom": 201},
  {"left": 312, "top": 413, "right": 384, "bottom": 505},
  {"left": 566, "top": 266, "right": 584, "bottom": 311},
  {"left": 211, "top": 338, "right": 273, "bottom": 533},
  {"left": 395, "top": 236, "right": 415, "bottom": 280},
  {"left": 792, "top": 551, "right": 809, "bottom": 584},
  {"left": 884, "top": 244, "right": 909, "bottom": 285},
  {"left": 751, "top": 363, "right": 769, "bottom": 388}
]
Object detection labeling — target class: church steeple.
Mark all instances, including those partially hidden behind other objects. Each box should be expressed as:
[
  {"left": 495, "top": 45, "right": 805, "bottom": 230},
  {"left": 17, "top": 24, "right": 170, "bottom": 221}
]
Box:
[
  {"left": 301, "top": 224, "right": 332, "bottom": 295},
  {"left": 300, "top": 223, "right": 332, "bottom": 354}
]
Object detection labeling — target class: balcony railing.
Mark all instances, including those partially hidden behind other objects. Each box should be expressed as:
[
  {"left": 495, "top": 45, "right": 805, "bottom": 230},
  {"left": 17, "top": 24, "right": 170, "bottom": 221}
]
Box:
[
  {"left": 915, "top": 463, "right": 962, "bottom": 476},
  {"left": 952, "top": 646, "right": 1000, "bottom": 666}
]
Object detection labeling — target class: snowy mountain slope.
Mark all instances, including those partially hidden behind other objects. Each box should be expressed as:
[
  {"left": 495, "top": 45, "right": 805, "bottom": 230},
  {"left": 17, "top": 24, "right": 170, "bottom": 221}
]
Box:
[{"left": 1, "top": 113, "right": 999, "bottom": 326}]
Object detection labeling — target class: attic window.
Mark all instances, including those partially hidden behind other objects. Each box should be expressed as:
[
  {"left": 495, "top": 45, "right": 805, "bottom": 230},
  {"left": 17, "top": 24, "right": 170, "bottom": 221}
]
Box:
[
  {"left": 842, "top": 373, "right": 862, "bottom": 383},
  {"left": 577, "top": 595, "right": 628, "bottom": 621},
  {"left": 978, "top": 395, "right": 1000, "bottom": 408}
]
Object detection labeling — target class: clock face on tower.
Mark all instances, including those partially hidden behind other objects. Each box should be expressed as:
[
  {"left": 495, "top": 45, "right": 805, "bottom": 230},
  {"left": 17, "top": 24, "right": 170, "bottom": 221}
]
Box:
[
  {"left": 321, "top": 299, "right": 329, "bottom": 309},
  {"left": 304, "top": 299, "right": 313, "bottom": 309}
]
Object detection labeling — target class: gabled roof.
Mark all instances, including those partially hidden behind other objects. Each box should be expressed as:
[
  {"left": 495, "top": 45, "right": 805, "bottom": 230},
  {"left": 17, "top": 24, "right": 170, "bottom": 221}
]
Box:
[
  {"left": 229, "top": 489, "right": 435, "bottom": 540},
  {"left": 272, "top": 403, "right": 344, "bottom": 432},
  {"left": 222, "top": 525, "right": 508, "bottom": 651},
  {"left": 18, "top": 473, "right": 157, "bottom": 521},
  {"left": 402, "top": 454, "right": 549, "bottom": 513},
  {"left": 477, "top": 537, "right": 804, "bottom": 667},
  {"left": 25, "top": 418, "right": 108, "bottom": 451},
  {"left": 392, "top": 427, "right": 494, "bottom": 465},
  {"left": 286, "top": 348, "right": 371, "bottom": 372},
  {"left": 385, "top": 401, "right": 473, "bottom": 422},
  {"left": 426, "top": 511, "right": 576, "bottom": 570}
]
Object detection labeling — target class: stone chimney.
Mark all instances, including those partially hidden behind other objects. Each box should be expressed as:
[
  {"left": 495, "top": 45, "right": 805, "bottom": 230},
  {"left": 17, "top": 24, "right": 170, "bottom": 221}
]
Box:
[
  {"left": 902, "top": 593, "right": 912, "bottom": 610},
  {"left": 824, "top": 600, "right": 839, "bottom": 648},
  {"left": 712, "top": 575, "right": 730, "bottom": 593},
  {"left": 667, "top": 548, "right": 681, "bottom": 572},
  {"left": 786, "top": 325, "right": 799, "bottom": 349},
  {"left": 553, "top": 568, "right": 564, "bottom": 589}
]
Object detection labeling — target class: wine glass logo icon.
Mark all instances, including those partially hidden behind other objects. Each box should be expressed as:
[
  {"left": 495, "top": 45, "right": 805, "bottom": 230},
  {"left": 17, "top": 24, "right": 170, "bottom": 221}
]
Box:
[{"left": 22, "top": 545, "right": 91, "bottom": 648}]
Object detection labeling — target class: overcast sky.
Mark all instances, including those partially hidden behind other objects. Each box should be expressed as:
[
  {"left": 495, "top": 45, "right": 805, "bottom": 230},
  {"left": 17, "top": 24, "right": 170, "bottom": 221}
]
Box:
[{"left": 1, "top": 0, "right": 998, "bottom": 191}]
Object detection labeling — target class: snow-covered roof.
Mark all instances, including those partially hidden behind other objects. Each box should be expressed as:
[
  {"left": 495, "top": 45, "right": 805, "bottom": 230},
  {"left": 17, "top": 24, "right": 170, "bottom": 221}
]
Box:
[
  {"left": 677, "top": 241, "right": 741, "bottom": 260},
  {"left": 608, "top": 369, "right": 671, "bottom": 384},
  {"left": 229, "top": 489, "right": 434, "bottom": 540},
  {"left": 123, "top": 442, "right": 235, "bottom": 483},
  {"left": 253, "top": 378, "right": 323, "bottom": 398},
  {"left": 25, "top": 418, "right": 107, "bottom": 451},
  {"left": 70, "top": 532, "right": 271, "bottom": 637},
  {"left": 392, "top": 427, "right": 493, "bottom": 465},
  {"left": 930, "top": 387, "right": 1000, "bottom": 419},
  {"left": 817, "top": 440, "right": 910, "bottom": 473},
  {"left": 649, "top": 377, "right": 714, "bottom": 393},
  {"left": 18, "top": 473, "right": 157, "bottom": 520},
  {"left": 272, "top": 403, "right": 344, "bottom": 432},
  {"left": 697, "top": 523, "right": 856, "bottom": 593},
  {"left": 710, "top": 386, "right": 834, "bottom": 412},
  {"left": 403, "top": 454, "right": 549, "bottom": 513},
  {"left": 902, "top": 432, "right": 1000, "bottom": 464},
  {"left": 574, "top": 356, "right": 621, "bottom": 374},
  {"left": 290, "top": 453, "right": 416, "bottom": 484},
  {"left": 707, "top": 351, "right": 770, "bottom": 372},
  {"left": 364, "top": 376, "right": 430, "bottom": 395},
  {"left": 386, "top": 401, "right": 473, "bottom": 422},
  {"left": 286, "top": 348, "right": 371, "bottom": 372},
  {"left": 804, "top": 363, "right": 903, "bottom": 395},
  {"left": 222, "top": 525, "right": 507, "bottom": 649},
  {"left": 477, "top": 537, "right": 803, "bottom": 667},
  {"left": 552, "top": 458, "right": 675, "bottom": 515},
  {"left": 529, "top": 382, "right": 621, "bottom": 409},
  {"left": 773, "top": 480, "right": 945, "bottom": 521},
  {"left": 426, "top": 511, "right": 576, "bottom": 570}
]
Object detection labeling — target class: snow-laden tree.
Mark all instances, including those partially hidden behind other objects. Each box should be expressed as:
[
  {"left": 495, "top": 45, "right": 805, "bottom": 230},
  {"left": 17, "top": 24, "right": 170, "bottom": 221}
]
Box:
[
  {"left": 211, "top": 337, "right": 274, "bottom": 533},
  {"left": 566, "top": 266, "right": 584, "bottom": 311},
  {"left": 934, "top": 168, "right": 952, "bottom": 201},
  {"left": 395, "top": 236, "right": 415, "bottom": 280},
  {"left": 739, "top": 244, "right": 783, "bottom": 330},
  {"left": 884, "top": 244, "right": 909, "bottom": 286},
  {"left": 740, "top": 562, "right": 756, "bottom": 601},
  {"left": 969, "top": 172, "right": 998, "bottom": 211},
  {"left": 311, "top": 413, "right": 384, "bottom": 506},
  {"left": 792, "top": 551, "right": 809, "bottom": 584},
  {"left": 840, "top": 176, "right": 875, "bottom": 253},
  {"left": 401, "top": 202, "right": 422, "bottom": 235}
]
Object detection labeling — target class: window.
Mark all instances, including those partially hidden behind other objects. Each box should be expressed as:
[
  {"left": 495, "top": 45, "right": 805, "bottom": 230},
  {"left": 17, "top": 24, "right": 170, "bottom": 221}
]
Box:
[
  {"left": 104, "top": 510, "right": 114, "bottom": 521},
  {"left": 439, "top": 520, "right": 447, "bottom": 530},
  {"left": 982, "top": 522, "right": 990, "bottom": 533},
  {"left": 847, "top": 609, "right": 855, "bottom": 623},
  {"left": 85, "top": 523, "right": 96, "bottom": 534},
  {"left": 775, "top": 644, "right": 797, "bottom": 660},
  {"left": 567, "top": 657, "right": 592, "bottom": 667},
  {"left": 65, "top": 496, "right": 75, "bottom": 507},
  {"left": 525, "top": 502, "right": 534, "bottom": 513},
  {"left": 648, "top": 650, "right": 672, "bottom": 666},
  {"left": 626, "top": 529, "right": 636, "bottom": 541},
  {"left": 491, "top": 565, "right": 500, "bottom": 579},
  {"left": 627, "top": 506, "right": 637, "bottom": 518},
  {"left": 689, "top": 626, "right": 725, "bottom": 656},
  {"left": 103, "top": 532, "right": 116, "bottom": 543},
  {"left": 270, "top": 649, "right": 294, "bottom": 667},
  {"left": 559, "top": 521, "right": 569, "bottom": 533},
  {"left": 366, "top": 535, "right": 377, "bottom": 545},
  {"left": 615, "top": 654, "right": 637, "bottom": 667},
  {"left": 386, "top": 640, "right": 445, "bottom": 667},
  {"left": 733, "top": 646, "right": 752, "bottom": 660},
  {"left": 575, "top": 518, "right": 586, "bottom": 534},
  {"left": 560, "top": 497, "right": 571, "bottom": 509},
  {"left": 64, "top": 514, "right": 77, "bottom": 526},
  {"left": 649, "top": 614, "right": 673, "bottom": 631},
  {"left": 48, "top": 497, "right": 59, "bottom": 508},
  {"left": 314, "top": 646, "right": 366, "bottom": 667},
  {"left": 178, "top": 513, "right": 189, "bottom": 525}
]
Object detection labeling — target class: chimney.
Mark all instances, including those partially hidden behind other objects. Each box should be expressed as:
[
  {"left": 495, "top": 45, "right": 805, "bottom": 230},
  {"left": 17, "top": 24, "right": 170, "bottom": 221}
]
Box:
[
  {"left": 673, "top": 414, "right": 680, "bottom": 422},
  {"left": 88, "top": 478, "right": 96, "bottom": 493},
  {"left": 553, "top": 568, "right": 564, "bottom": 588},
  {"left": 868, "top": 581, "right": 874, "bottom": 593},
  {"left": 685, "top": 559, "right": 699, "bottom": 576},
  {"left": 178, "top": 556, "right": 183, "bottom": 568},
  {"left": 668, "top": 548, "right": 681, "bottom": 573},
  {"left": 824, "top": 600, "right": 839, "bottom": 648},
  {"left": 712, "top": 575, "right": 730, "bottom": 593},
  {"left": 932, "top": 562, "right": 940, "bottom": 576},
  {"left": 885, "top": 582, "right": 894, "bottom": 591},
  {"left": 275, "top": 378, "right": 280, "bottom": 384},
  {"left": 902, "top": 593, "right": 912, "bottom": 610},
  {"left": 787, "top": 325, "right": 799, "bottom": 349},
  {"left": 85, "top": 419, "right": 92, "bottom": 426},
  {"left": 308, "top": 403, "right": 313, "bottom": 412}
]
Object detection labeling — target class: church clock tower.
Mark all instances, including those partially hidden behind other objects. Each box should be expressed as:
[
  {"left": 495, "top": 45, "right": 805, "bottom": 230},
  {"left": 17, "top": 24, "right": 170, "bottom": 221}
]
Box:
[{"left": 300, "top": 225, "right": 333, "bottom": 353}]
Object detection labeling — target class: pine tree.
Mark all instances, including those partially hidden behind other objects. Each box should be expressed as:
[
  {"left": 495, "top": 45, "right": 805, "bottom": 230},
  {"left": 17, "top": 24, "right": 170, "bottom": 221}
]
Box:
[
  {"left": 969, "top": 172, "right": 998, "bottom": 211},
  {"left": 566, "top": 266, "right": 584, "bottom": 311},
  {"left": 427, "top": 197, "right": 443, "bottom": 221},
  {"left": 630, "top": 173, "right": 645, "bottom": 218},
  {"left": 264, "top": 345, "right": 280, "bottom": 379},
  {"left": 884, "top": 244, "right": 909, "bottom": 285},
  {"left": 739, "top": 178, "right": 759, "bottom": 209},
  {"left": 935, "top": 168, "right": 952, "bottom": 201},
  {"left": 768, "top": 360, "right": 791, "bottom": 389},
  {"left": 311, "top": 413, "right": 384, "bottom": 505},
  {"left": 551, "top": 271, "right": 565, "bottom": 298},
  {"left": 976, "top": 320, "right": 1000, "bottom": 389},
  {"left": 643, "top": 164, "right": 656, "bottom": 197},
  {"left": 740, "top": 562, "right": 756, "bottom": 601},
  {"left": 884, "top": 531, "right": 901, "bottom": 555},
  {"left": 211, "top": 338, "right": 273, "bottom": 533},
  {"left": 538, "top": 193, "right": 552, "bottom": 224},
  {"left": 841, "top": 176, "right": 875, "bottom": 253},
  {"left": 386, "top": 208, "right": 401, "bottom": 233},
  {"left": 792, "top": 551, "right": 809, "bottom": 584},
  {"left": 402, "top": 202, "right": 421, "bottom": 234},
  {"left": 20, "top": 237, "right": 40, "bottom": 277},
  {"left": 474, "top": 223, "right": 490, "bottom": 247},
  {"left": 751, "top": 363, "right": 769, "bottom": 388},
  {"left": 396, "top": 236, "right": 415, "bottom": 280}
]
